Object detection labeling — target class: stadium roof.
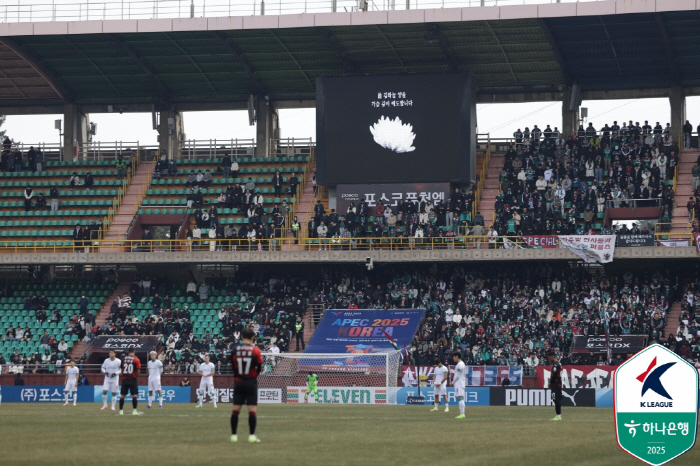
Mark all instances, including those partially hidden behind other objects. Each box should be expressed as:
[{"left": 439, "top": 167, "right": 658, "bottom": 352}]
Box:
[{"left": 1, "top": 9, "right": 700, "bottom": 107}]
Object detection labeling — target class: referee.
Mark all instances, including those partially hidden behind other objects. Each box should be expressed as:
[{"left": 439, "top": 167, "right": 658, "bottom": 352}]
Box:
[{"left": 547, "top": 350, "right": 562, "bottom": 421}]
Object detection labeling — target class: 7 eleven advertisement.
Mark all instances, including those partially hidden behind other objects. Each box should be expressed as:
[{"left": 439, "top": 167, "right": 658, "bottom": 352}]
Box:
[{"left": 287, "top": 387, "right": 387, "bottom": 404}]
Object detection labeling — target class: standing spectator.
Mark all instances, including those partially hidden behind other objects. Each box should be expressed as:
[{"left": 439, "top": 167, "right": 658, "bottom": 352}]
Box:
[
  {"left": 273, "top": 170, "right": 283, "bottom": 197},
  {"left": 23, "top": 185, "right": 33, "bottom": 211},
  {"left": 289, "top": 172, "right": 299, "bottom": 197},
  {"left": 79, "top": 295, "right": 88, "bottom": 316},
  {"left": 35, "top": 148, "right": 44, "bottom": 172},
  {"left": 222, "top": 153, "right": 231, "bottom": 179},
  {"left": 683, "top": 120, "right": 693, "bottom": 149},
  {"left": 50, "top": 186, "right": 59, "bottom": 212},
  {"left": 14, "top": 148, "right": 23, "bottom": 172},
  {"left": 116, "top": 155, "right": 127, "bottom": 180},
  {"left": 231, "top": 156, "right": 239, "bottom": 179}
]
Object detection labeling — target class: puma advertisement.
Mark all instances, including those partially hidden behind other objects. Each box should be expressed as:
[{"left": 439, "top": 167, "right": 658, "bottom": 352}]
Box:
[{"left": 316, "top": 73, "right": 477, "bottom": 185}]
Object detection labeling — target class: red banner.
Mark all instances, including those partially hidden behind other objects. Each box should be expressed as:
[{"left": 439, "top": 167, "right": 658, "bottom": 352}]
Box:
[
  {"left": 536, "top": 365, "right": 617, "bottom": 389},
  {"left": 521, "top": 235, "right": 558, "bottom": 248}
]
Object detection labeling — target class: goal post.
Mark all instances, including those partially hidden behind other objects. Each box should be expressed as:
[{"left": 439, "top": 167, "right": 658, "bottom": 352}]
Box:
[{"left": 258, "top": 351, "right": 404, "bottom": 404}]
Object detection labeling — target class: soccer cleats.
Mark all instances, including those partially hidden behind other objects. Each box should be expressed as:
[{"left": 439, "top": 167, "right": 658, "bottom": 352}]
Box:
[
  {"left": 230, "top": 435, "right": 238, "bottom": 443},
  {"left": 550, "top": 415, "right": 562, "bottom": 421},
  {"left": 248, "top": 435, "right": 261, "bottom": 443},
  {"left": 455, "top": 414, "right": 466, "bottom": 419}
]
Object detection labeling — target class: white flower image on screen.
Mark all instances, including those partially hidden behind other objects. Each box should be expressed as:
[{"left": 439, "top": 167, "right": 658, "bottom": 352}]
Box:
[{"left": 369, "top": 116, "right": 416, "bottom": 153}]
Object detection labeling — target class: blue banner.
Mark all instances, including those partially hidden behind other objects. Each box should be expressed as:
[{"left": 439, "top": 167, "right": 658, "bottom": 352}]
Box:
[
  {"left": 92, "top": 386, "right": 191, "bottom": 403},
  {"left": 2, "top": 386, "right": 94, "bottom": 402},
  {"left": 306, "top": 309, "right": 425, "bottom": 354},
  {"left": 395, "top": 387, "right": 490, "bottom": 406}
]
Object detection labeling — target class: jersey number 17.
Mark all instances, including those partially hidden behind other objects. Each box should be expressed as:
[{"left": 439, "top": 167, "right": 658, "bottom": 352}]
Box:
[{"left": 236, "top": 357, "right": 252, "bottom": 375}]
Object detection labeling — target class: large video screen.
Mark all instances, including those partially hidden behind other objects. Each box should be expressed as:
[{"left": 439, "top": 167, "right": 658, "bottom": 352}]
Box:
[{"left": 316, "top": 73, "right": 476, "bottom": 185}]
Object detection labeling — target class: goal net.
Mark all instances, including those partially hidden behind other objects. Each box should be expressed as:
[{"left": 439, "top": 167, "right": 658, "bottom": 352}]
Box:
[{"left": 258, "top": 351, "right": 403, "bottom": 405}]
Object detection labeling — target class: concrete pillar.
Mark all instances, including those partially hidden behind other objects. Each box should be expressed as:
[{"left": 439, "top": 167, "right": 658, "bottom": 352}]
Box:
[
  {"left": 158, "top": 107, "right": 184, "bottom": 159},
  {"left": 669, "top": 85, "right": 685, "bottom": 140},
  {"left": 255, "top": 99, "right": 279, "bottom": 159},
  {"left": 561, "top": 87, "right": 579, "bottom": 139},
  {"left": 63, "top": 103, "right": 89, "bottom": 162}
]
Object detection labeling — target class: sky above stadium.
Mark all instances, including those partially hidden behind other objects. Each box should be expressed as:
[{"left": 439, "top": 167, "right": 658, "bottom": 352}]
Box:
[{"left": 3, "top": 97, "right": 699, "bottom": 147}]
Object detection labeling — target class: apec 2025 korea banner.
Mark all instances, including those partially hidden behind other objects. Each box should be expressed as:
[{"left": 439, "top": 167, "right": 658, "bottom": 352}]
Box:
[{"left": 305, "top": 309, "right": 425, "bottom": 354}]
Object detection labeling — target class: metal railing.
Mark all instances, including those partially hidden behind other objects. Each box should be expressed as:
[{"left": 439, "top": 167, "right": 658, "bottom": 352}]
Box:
[
  {"left": 269, "top": 138, "right": 314, "bottom": 159},
  {"left": 0, "top": 232, "right": 694, "bottom": 253},
  {"left": 78, "top": 141, "right": 154, "bottom": 161},
  {"left": 0, "top": 0, "right": 607, "bottom": 24},
  {"left": 605, "top": 198, "right": 664, "bottom": 209},
  {"left": 180, "top": 138, "right": 255, "bottom": 160}
]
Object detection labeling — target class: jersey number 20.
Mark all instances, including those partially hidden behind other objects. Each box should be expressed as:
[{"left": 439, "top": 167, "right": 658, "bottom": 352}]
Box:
[
  {"left": 123, "top": 363, "right": 133, "bottom": 374},
  {"left": 236, "top": 357, "right": 252, "bottom": 375}
]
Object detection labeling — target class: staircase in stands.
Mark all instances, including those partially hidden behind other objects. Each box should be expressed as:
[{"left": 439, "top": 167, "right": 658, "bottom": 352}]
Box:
[
  {"left": 69, "top": 282, "right": 131, "bottom": 360},
  {"left": 671, "top": 148, "right": 698, "bottom": 232},
  {"left": 103, "top": 161, "right": 156, "bottom": 243},
  {"left": 665, "top": 301, "right": 683, "bottom": 341},
  {"left": 476, "top": 151, "right": 505, "bottom": 228}
]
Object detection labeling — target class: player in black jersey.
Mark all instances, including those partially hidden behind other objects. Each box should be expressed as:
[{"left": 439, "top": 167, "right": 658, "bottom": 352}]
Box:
[{"left": 547, "top": 351, "right": 562, "bottom": 421}]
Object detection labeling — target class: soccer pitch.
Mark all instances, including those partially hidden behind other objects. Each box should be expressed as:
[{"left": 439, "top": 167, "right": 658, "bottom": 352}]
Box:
[{"left": 1, "top": 404, "right": 698, "bottom": 466}]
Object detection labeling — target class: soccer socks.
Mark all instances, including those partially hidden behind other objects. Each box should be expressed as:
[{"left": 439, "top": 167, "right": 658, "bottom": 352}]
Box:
[
  {"left": 211, "top": 392, "right": 217, "bottom": 407},
  {"left": 132, "top": 396, "right": 138, "bottom": 411},
  {"left": 248, "top": 413, "right": 257, "bottom": 435},
  {"left": 231, "top": 411, "right": 240, "bottom": 434},
  {"left": 111, "top": 394, "right": 118, "bottom": 409},
  {"left": 159, "top": 392, "right": 163, "bottom": 407},
  {"left": 148, "top": 394, "right": 153, "bottom": 407},
  {"left": 102, "top": 393, "right": 108, "bottom": 408},
  {"left": 119, "top": 397, "right": 125, "bottom": 410},
  {"left": 459, "top": 400, "right": 465, "bottom": 415},
  {"left": 197, "top": 390, "right": 203, "bottom": 406},
  {"left": 64, "top": 391, "right": 70, "bottom": 403},
  {"left": 555, "top": 400, "right": 562, "bottom": 416}
]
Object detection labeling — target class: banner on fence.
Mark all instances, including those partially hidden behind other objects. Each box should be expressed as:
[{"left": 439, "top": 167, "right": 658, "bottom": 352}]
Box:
[
  {"left": 558, "top": 235, "right": 616, "bottom": 263},
  {"left": 536, "top": 365, "right": 617, "bottom": 389},
  {"left": 2, "top": 386, "right": 94, "bottom": 402},
  {"left": 305, "top": 309, "right": 425, "bottom": 354},
  {"left": 400, "top": 365, "right": 522, "bottom": 387},
  {"left": 490, "top": 387, "right": 596, "bottom": 407},
  {"left": 287, "top": 386, "right": 387, "bottom": 404},
  {"left": 521, "top": 235, "right": 558, "bottom": 248},
  {"left": 396, "top": 387, "right": 490, "bottom": 405},
  {"left": 659, "top": 240, "right": 690, "bottom": 248},
  {"left": 616, "top": 233, "right": 655, "bottom": 247},
  {"left": 571, "top": 335, "right": 647, "bottom": 355},
  {"left": 336, "top": 183, "right": 450, "bottom": 216}
]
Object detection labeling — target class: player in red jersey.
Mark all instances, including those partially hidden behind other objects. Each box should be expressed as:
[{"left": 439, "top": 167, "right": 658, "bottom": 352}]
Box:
[
  {"left": 119, "top": 348, "right": 142, "bottom": 416},
  {"left": 230, "top": 327, "right": 263, "bottom": 443}
]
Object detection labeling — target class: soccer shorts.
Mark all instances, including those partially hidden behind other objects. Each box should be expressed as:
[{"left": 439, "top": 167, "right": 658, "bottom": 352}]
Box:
[
  {"left": 148, "top": 378, "right": 162, "bottom": 392},
  {"left": 454, "top": 385, "right": 465, "bottom": 398},
  {"left": 551, "top": 387, "right": 562, "bottom": 403},
  {"left": 199, "top": 380, "right": 215, "bottom": 394},
  {"left": 102, "top": 377, "right": 119, "bottom": 393},
  {"left": 64, "top": 382, "right": 77, "bottom": 392},
  {"left": 120, "top": 378, "right": 139, "bottom": 396},
  {"left": 434, "top": 382, "right": 447, "bottom": 396},
  {"left": 233, "top": 379, "right": 258, "bottom": 406}
]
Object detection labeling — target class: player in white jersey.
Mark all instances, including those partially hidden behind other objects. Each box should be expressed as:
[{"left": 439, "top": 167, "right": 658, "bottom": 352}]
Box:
[
  {"left": 430, "top": 360, "right": 449, "bottom": 412},
  {"left": 147, "top": 351, "right": 164, "bottom": 409},
  {"left": 101, "top": 350, "right": 121, "bottom": 411},
  {"left": 63, "top": 360, "right": 80, "bottom": 406},
  {"left": 451, "top": 351, "right": 467, "bottom": 419},
  {"left": 196, "top": 355, "right": 217, "bottom": 408}
]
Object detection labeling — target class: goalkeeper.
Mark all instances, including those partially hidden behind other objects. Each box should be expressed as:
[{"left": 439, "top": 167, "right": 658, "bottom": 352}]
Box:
[{"left": 304, "top": 373, "right": 320, "bottom": 403}]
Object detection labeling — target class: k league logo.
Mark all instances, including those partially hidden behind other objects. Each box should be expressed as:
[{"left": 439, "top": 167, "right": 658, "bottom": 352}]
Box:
[{"left": 614, "top": 344, "right": 699, "bottom": 466}]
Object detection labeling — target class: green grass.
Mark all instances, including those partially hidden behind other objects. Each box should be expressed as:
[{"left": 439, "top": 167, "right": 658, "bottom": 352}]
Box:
[{"left": 0, "top": 404, "right": 698, "bottom": 466}]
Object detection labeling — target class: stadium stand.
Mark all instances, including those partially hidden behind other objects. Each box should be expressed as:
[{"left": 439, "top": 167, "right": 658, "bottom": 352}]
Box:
[
  {"left": 1, "top": 275, "right": 116, "bottom": 373},
  {"left": 0, "top": 144, "right": 135, "bottom": 247},
  {"left": 486, "top": 121, "right": 681, "bottom": 236}
]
